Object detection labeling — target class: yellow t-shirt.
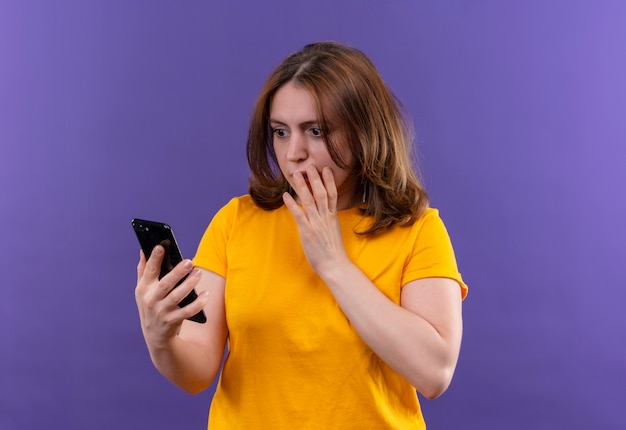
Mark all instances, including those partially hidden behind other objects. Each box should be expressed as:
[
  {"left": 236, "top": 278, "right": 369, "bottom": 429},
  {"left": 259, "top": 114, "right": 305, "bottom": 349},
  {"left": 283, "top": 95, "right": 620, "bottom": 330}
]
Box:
[{"left": 193, "top": 195, "right": 467, "bottom": 430}]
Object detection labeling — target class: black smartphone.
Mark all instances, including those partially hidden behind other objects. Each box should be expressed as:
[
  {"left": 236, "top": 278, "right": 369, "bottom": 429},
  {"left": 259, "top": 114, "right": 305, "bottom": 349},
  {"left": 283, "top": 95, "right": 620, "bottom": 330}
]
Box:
[{"left": 131, "top": 218, "right": 206, "bottom": 324}]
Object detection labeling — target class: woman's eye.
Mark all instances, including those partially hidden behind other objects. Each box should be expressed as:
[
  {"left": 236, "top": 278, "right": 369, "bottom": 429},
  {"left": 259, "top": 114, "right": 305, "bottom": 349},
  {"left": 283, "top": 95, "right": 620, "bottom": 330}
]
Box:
[
  {"left": 310, "top": 128, "right": 322, "bottom": 137},
  {"left": 273, "top": 128, "right": 287, "bottom": 137}
]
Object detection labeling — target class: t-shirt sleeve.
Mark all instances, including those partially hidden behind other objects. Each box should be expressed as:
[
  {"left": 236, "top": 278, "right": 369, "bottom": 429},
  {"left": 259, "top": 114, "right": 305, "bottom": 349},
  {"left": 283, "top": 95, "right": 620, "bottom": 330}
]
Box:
[
  {"left": 192, "top": 198, "right": 239, "bottom": 278},
  {"left": 402, "top": 209, "right": 468, "bottom": 299}
]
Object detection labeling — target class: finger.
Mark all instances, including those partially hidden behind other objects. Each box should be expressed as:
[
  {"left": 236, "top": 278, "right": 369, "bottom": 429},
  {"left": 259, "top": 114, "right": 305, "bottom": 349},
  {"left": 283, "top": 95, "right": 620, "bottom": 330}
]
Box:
[
  {"left": 283, "top": 191, "right": 307, "bottom": 225},
  {"left": 181, "top": 290, "right": 209, "bottom": 320},
  {"left": 292, "top": 171, "right": 315, "bottom": 209},
  {"left": 282, "top": 190, "right": 299, "bottom": 211},
  {"left": 137, "top": 249, "right": 147, "bottom": 279},
  {"left": 169, "top": 289, "right": 209, "bottom": 325},
  {"left": 306, "top": 165, "right": 329, "bottom": 213},
  {"left": 164, "top": 270, "right": 208, "bottom": 322},
  {"left": 165, "top": 268, "right": 201, "bottom": 305},
  {"left": 158, "top": 259, "right": 195, "bottom": 298},
  {"left": 321, "top": 167, "right": 337, "bottom": 214},
  {"left": 142, "top": 245, "right": 165, "bottom": 284},
  {"left": 179, "top": 280, "right": 210, "bottom": 319}
]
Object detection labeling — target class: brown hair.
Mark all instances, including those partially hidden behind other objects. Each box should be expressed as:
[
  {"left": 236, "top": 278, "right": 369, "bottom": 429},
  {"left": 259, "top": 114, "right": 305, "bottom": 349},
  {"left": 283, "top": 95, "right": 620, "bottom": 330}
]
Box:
[{"left": 247, "top": 41, "right": 429, "bottom": 235}]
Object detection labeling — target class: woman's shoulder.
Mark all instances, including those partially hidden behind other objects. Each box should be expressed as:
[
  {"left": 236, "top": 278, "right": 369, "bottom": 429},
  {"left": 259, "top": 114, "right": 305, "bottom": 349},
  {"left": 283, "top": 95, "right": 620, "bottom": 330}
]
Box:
[
  {"left": 219, "top": 194, "right": 257, "bottom": 212},
  {"left": 216, "top": 194, "right": 282, "bottom": 221},
  {"left": 376, "top": 207, "right": 447, "bottom": 241},
  {"left": 409, "top": 207, "right": 449, "bottom": 234},
  {"left": 418, "top": 207, "right": 442, "bottom": 224}
]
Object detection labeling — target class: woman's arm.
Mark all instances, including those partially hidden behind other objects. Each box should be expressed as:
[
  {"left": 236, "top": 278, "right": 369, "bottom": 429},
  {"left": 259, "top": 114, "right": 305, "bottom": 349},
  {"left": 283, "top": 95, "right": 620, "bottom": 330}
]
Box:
[
  {"left": 283, "top": 165, "right": 463, "bottom": 399},
  {"left": 317, "top": 264, "right": 462, "bottom": 399},
  {"left": 135, "top": 248, "right": 228, "bottom": 394}
]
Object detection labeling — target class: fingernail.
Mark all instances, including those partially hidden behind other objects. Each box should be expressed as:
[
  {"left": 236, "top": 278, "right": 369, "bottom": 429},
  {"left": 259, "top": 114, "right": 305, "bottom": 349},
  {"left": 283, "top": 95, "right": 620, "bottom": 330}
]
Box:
[
  {"left": 154, "top": 246, "right": 163, "bottom": 255},
  {"left": 192, "top": 269, "right": 202, "bottom": 277},
  {"left": 183, "top": 260, "right": 193, "bottom": 269}
]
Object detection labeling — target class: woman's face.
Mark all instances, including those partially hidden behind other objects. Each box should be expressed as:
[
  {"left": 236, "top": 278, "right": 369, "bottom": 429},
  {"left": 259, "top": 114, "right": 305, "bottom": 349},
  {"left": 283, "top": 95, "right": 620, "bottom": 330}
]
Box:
[{"left": 270, "top": 81, "right": 358, "bottom": 210}]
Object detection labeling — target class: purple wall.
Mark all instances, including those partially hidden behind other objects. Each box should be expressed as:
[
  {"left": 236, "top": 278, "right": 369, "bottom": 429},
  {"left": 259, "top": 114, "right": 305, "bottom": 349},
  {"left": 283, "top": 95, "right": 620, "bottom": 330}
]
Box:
[{"left": 2, "top": 1, "right": 625, "bottom": 429}]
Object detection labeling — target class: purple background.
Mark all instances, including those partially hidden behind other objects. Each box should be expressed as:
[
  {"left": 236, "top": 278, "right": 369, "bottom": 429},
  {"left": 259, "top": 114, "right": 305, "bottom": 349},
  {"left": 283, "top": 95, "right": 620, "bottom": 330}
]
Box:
[{"left": 2, "top": 1, "right": 625, "bottom": 429}]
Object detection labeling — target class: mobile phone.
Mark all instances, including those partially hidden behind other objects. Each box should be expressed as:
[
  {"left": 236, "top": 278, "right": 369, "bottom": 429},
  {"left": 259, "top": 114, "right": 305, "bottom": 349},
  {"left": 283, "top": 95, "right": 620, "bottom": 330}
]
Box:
[{"left": 131, "top": 218, "right": 206, "bottom": 324}]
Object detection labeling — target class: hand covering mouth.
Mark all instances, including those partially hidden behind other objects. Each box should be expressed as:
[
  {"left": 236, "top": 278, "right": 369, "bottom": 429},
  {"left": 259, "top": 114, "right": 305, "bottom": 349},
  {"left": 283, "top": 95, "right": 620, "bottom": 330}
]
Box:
[
  {"left": 293, "top": 171, "right": 313, "bottom": 192},
  {"left": 293, "top": 170, "right": 310, "bottom": 182}
]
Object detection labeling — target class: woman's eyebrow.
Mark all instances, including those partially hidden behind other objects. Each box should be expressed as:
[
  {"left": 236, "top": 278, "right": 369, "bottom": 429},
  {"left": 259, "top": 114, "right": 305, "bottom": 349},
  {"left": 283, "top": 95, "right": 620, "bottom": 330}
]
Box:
[{"left": 269, "top": 119, "right": 319, "bottom": 127}]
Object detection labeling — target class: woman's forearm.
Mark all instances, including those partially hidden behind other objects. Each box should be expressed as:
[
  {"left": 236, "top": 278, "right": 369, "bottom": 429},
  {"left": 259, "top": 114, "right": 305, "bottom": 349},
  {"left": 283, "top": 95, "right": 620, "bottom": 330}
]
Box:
[{"left": 319, "top": 261, "right": 463, "bottom": 399}]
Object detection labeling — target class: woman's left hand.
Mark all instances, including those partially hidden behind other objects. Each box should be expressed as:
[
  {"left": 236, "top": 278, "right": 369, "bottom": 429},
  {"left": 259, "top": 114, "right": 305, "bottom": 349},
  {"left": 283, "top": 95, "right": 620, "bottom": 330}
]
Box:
[{"left": 282, "top": 164, "right": 350, "bottom": 276}]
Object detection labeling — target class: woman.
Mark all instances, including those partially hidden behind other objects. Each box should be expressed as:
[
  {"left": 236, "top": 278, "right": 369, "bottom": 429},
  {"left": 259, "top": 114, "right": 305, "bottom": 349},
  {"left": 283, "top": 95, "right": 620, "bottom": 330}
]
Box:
[{"left": 135, "top": 41, "right": 468, "bottom": 429}]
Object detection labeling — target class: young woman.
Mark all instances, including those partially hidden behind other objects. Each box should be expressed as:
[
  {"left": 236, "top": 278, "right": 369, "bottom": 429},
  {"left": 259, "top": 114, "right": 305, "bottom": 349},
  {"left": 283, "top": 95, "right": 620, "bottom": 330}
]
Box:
[{"left": 135, "top": 41, "right": 468, "bottom": 429}]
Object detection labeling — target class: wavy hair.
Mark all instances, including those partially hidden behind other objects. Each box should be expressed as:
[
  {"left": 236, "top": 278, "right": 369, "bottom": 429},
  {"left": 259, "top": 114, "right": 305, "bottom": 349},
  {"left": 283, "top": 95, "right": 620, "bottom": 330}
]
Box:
[{"left": 247, "top": 41, "right": 429, "bottom": 235}]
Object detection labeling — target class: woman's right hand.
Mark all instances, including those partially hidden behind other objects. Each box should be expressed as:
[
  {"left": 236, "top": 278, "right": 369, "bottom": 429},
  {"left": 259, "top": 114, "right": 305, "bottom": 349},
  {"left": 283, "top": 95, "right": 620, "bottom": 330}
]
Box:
[
  {"left": 134, "top": 246, "right": 227, "bottom": 393},
  {"left": 135, "top": 245, "right": 208, "bottom": 350}
]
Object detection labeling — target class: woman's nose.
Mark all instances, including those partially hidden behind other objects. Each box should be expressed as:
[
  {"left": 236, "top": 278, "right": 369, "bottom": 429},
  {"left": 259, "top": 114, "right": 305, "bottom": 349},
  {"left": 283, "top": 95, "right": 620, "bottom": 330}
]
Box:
[{"left": 286, "top": 133, "right": 308, "bottom": 162}]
